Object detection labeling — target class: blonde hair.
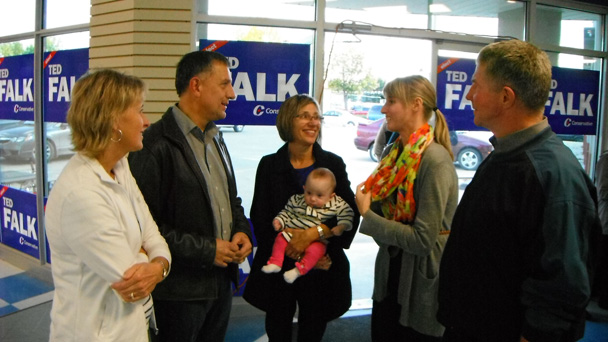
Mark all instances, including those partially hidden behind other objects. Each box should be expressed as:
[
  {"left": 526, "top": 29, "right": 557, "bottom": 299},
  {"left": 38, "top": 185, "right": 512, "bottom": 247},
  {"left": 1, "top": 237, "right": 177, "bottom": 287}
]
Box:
[
  {"left": 383, "top": 76, "right": 453, "bottom": 160},
  {"left": 68, "top": 69, "right": 145, "bottom": 157},
  {"left": 276, "top": 94, "right": 321, "bottom": 143}
]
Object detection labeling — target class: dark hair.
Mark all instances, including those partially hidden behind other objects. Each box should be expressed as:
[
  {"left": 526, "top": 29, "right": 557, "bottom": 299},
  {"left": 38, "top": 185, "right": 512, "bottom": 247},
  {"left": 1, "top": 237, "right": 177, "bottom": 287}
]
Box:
[{"left": 175, "top": 50, "right": 229, "bottom": 96}]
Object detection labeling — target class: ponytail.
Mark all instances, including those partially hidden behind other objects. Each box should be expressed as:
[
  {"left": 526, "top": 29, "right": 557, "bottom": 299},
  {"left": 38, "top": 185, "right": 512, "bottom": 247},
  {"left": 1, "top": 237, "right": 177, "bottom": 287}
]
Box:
[{"left": 433, "top": 109, "right": 454, "bottom": 161}]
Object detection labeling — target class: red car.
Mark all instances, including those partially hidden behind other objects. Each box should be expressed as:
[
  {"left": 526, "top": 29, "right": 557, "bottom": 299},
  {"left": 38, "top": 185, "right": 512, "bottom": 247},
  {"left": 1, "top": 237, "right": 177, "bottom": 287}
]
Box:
[
  {"left": 349, "top": 104, "right": 371, "bottom": 117},
  {"left": 354, "top": 118, "right": 494, "bottom": 170}
]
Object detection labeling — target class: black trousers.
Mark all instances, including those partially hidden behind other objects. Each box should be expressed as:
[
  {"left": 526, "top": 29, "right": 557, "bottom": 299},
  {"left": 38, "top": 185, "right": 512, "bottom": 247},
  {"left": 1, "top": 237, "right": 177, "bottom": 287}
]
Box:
[
  {"left": 151, "top": 274, "right": 233, "bottom": 342},
  {"left": 265, "top": 300, "right": 328, "bottom": 342}
]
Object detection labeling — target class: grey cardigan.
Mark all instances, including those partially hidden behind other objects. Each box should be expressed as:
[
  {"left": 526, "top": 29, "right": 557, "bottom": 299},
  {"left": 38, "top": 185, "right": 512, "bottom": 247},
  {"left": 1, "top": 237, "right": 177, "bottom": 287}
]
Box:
[{"left": 359, "top": 142, "right": 458, "bottom": 336}]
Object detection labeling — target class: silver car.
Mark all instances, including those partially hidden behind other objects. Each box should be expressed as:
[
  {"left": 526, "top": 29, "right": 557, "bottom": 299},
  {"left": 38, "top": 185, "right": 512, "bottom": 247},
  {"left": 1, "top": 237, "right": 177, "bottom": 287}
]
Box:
[{"left": 0, "top": 121, "right": 73, "bottom": 161}]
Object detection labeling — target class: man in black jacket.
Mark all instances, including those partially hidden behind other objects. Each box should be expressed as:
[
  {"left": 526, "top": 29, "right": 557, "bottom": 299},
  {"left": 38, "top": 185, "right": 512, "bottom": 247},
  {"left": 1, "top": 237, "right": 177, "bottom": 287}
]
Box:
[
  {"left": 438, "top": 39, "right": 599, "bottom": 342},
  {"left": 129, "top": 50, "right": 252, "bottom": 342}
]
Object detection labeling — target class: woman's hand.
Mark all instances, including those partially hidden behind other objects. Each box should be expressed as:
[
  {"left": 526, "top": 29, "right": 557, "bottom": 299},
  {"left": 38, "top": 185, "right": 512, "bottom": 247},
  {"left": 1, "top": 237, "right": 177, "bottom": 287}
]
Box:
[
  {"left": 355, "top": 181, "right": 371, "bottom": 216},
  {"left": 314, "top": 255, "right": 332, "bottom": 271},
  {"left": 284, "top": 227, "right": 316, "bottom": 260},
  {"left": 111, "top": 258, "right": 166, "bottom": 302}
]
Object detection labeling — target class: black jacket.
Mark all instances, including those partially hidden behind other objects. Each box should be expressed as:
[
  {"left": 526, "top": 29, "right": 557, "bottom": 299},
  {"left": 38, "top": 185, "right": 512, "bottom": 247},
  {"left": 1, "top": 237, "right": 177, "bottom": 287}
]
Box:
[
  {"left": 438, "top": 128, "right": 599, "bottom": 342},
  {"left": 243, "top": 142, "right": 360, "bottom": 321},
  {"left": 128, "top": 107, "right": 252, "bottom": 301}
]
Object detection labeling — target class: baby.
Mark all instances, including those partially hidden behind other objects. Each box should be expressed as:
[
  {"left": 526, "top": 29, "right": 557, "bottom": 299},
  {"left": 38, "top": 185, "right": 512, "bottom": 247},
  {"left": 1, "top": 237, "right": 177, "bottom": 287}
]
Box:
[{"left": 262, "top": 167, "right": 354, "bottom": 283}]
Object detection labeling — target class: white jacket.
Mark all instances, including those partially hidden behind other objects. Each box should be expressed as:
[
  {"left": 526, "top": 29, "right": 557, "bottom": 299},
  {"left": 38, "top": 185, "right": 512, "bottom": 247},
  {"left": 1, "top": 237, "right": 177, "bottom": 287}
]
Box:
[{"left": 45, "top": 153, "right": 171, "bottom": 342}]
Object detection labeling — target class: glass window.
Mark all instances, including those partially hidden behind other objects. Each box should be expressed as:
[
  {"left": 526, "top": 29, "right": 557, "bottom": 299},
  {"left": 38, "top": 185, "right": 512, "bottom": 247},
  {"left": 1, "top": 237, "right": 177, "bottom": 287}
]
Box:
[
  {"left": 326, "top": 4, "right": 427, "bottom": 29},
  {"left": 535, "top": 5, "right": 602, "bottom": 51},
  {"left": 0, "top": 120, "right": 36, "bottom": 192},
  {"left": 198, "top": 24, "right": 314, "bottom": 46},
  {"left": 200, "top": 0, "right": 315, "bottom": 21},
  {"left": 323, "top": 33, "right": 432, "bottom": 115},
  {"left": 325, "top": 0, "right": 525, "bottom": 37},
  {"left": 197, "top": 24, "right": 315, "bottom": 213},
  {"left": 47, "top": 32, "right": 90, "bottom": 51},
  {"left": 0, "top": 39, "right": 35, "bottom": 57},
  {"left": 546, "top": 52, "right": 600, "bottom": 172},
  {"left": 2, "top": 1, "right": 36, "bottom": 36},
  {"left": 39, "top": 36, "right": 88, "bottom": 196},
  {"left": 431, "top": 0, "right": 525, "bottom": 38},
  {"left": 321, "top": 33, "right": 433, "bottom": 301},
  {"left": 45, "top": 0, "right": 90, "bottom": 29}
]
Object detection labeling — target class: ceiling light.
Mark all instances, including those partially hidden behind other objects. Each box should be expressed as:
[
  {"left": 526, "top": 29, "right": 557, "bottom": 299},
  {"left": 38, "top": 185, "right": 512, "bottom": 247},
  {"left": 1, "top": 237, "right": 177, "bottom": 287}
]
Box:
[
  {"left": 429, "top": 4, "right": 451, "bottom": 13},
  {"left": 363, "top": 5, "right": 408, "bottom": 13}
]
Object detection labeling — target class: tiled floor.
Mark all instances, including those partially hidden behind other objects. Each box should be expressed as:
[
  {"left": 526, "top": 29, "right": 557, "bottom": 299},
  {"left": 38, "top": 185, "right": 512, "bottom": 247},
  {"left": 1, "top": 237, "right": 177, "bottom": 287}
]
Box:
[
  {"left": 1, "top": 256, "right": 608, "bottom": 342},
  {"left": 0, "top": 259, "right": 54, "bottom": 317}
]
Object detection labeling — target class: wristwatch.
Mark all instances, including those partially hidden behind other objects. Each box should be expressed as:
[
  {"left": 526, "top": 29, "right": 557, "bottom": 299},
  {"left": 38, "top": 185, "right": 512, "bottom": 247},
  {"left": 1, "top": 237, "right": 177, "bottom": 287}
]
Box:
[
  {"left": 155, "top": 259, "right": 168, "bottom": 279},
  {"left": 316, "top": 225, "right": 325, "bottom": 240}
]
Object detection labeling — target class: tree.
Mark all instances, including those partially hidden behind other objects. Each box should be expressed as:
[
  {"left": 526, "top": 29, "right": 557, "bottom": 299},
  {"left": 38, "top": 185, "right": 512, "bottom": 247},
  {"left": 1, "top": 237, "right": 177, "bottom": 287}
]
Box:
[
  {"left": 0, "top": 38, "right": 60, "bottom": 57},
  {"left": 0, "top": 42, "right": 27, "bottom": 57},
  {"left": 237, "top": 27, "right": 281, "bottom": 42},
  {"left": 327, "top": 48, "right": 382, "bottom": 109}
]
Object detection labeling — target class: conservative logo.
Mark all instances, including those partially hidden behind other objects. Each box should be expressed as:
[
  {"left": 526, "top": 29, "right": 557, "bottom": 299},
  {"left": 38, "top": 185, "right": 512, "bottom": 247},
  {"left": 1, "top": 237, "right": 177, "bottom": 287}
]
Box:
[
  {"left": 564, "top": 118, "right": 592, "bottom": 127},
  {"left": 14, "top": 104, "right": 34, "bottom": 113},
  {"left": 253, "top": 105, "right": 265, "bottom": 116},
  {"left": 252, "top": 104, "right": 279, "bottom": 117}
]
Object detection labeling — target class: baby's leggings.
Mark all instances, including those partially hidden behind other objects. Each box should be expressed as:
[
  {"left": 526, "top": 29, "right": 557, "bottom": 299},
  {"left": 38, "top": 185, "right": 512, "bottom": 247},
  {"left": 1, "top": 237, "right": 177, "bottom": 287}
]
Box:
[{"left": 267, "top": 232, "right": 327, "bottom": 275}]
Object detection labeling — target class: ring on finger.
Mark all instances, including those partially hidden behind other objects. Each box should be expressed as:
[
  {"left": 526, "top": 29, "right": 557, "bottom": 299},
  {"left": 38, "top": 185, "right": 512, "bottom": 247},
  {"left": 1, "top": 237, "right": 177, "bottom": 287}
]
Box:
[{"left": 130, "top": 292, "right": 135, "bottom": 300}]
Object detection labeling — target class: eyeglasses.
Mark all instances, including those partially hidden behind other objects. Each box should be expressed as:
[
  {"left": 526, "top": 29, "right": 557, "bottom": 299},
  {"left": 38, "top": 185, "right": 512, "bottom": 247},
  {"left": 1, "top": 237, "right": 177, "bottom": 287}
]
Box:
[{"left": 295, "top": 113, "right": 324, "bottom": 122}]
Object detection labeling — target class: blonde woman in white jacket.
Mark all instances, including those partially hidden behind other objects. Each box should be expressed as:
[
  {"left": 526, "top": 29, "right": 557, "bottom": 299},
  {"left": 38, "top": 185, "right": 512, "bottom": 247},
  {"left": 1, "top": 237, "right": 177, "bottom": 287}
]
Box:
[{"left": 45, "top": 69, "right": 171, "bottom": 342}]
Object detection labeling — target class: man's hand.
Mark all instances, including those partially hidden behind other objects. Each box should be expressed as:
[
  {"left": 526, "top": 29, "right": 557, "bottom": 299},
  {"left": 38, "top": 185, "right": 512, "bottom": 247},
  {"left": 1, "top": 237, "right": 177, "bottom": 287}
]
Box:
[
  {"left": 231, "top": 232, "right": 252, "bottom": 264},
  {"left": 214, "top": 239, "right": 238, "bottom": 267}
]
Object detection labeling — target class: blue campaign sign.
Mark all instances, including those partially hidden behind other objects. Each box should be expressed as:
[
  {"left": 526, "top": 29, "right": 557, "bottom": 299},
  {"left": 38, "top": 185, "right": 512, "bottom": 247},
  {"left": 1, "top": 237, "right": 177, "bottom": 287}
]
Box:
[
  {"left": 0, "top": 186, "right": 41, "bottom": 259},
  {"left": 0, "top": 54, "right": 35, "bottom": 121},
  {"left": 200, "top": 40, "right": 311, "bottom": 126},
  {"left": 437, "top": 57, "right": 599, "bottom": 135},
  {"left": 0, "top": 49, "right": 88, "bottom": 123},
  {"left": 44, "top": 48, "right": 89, "bottom": 123}
]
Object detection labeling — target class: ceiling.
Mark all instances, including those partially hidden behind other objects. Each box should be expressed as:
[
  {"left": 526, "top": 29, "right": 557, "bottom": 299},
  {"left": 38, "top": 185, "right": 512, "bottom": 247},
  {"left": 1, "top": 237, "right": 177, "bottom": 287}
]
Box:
[{"left": 301, "top": 0, "right": 607, "bottom": 18}]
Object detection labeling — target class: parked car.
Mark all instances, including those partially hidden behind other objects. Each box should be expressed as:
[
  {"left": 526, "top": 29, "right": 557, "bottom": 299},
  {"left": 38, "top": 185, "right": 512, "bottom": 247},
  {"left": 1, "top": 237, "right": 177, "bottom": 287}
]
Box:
[
  {"left": 350, "top": 104, "right": 370, "bottom": 117},
  {"left": 0, "top": 121, "right": 73, "bottom": 161},
  {"left": 354, "top": 118, "right": 385, "bottom": 162},
  {"left": 0, "top": 120, "right": 24, "bottom": 132},
  {"left": 322, "top": 109, "right": 367, "bottom": 127},
  {"left": 218, "top": 124, "right": 245, "bottom": 132},
  {"left": 354, "top": 118, "right": 494, "bottom": 170},
  {"left": 452, "top": 130, "right": 494, "bottom": 170},
  {"left": 556, "top": 134, "right": 584, "bottom": 142},
  {"left": 366, "top": 105, "right": 384, "bottom": 121}
]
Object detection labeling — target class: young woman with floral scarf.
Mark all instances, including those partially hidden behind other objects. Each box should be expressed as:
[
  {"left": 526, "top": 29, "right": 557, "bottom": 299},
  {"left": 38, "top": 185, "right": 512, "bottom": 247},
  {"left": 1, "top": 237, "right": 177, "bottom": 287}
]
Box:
[{"left": 355, "top": 76, "right": 459, "bottom": 341}]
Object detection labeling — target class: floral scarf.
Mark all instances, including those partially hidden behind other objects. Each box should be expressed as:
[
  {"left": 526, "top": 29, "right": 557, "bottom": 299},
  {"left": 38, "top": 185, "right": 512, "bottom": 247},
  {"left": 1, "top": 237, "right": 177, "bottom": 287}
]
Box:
[{"left": 363, "top": 123, "right": 434, "bottom": 222}]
